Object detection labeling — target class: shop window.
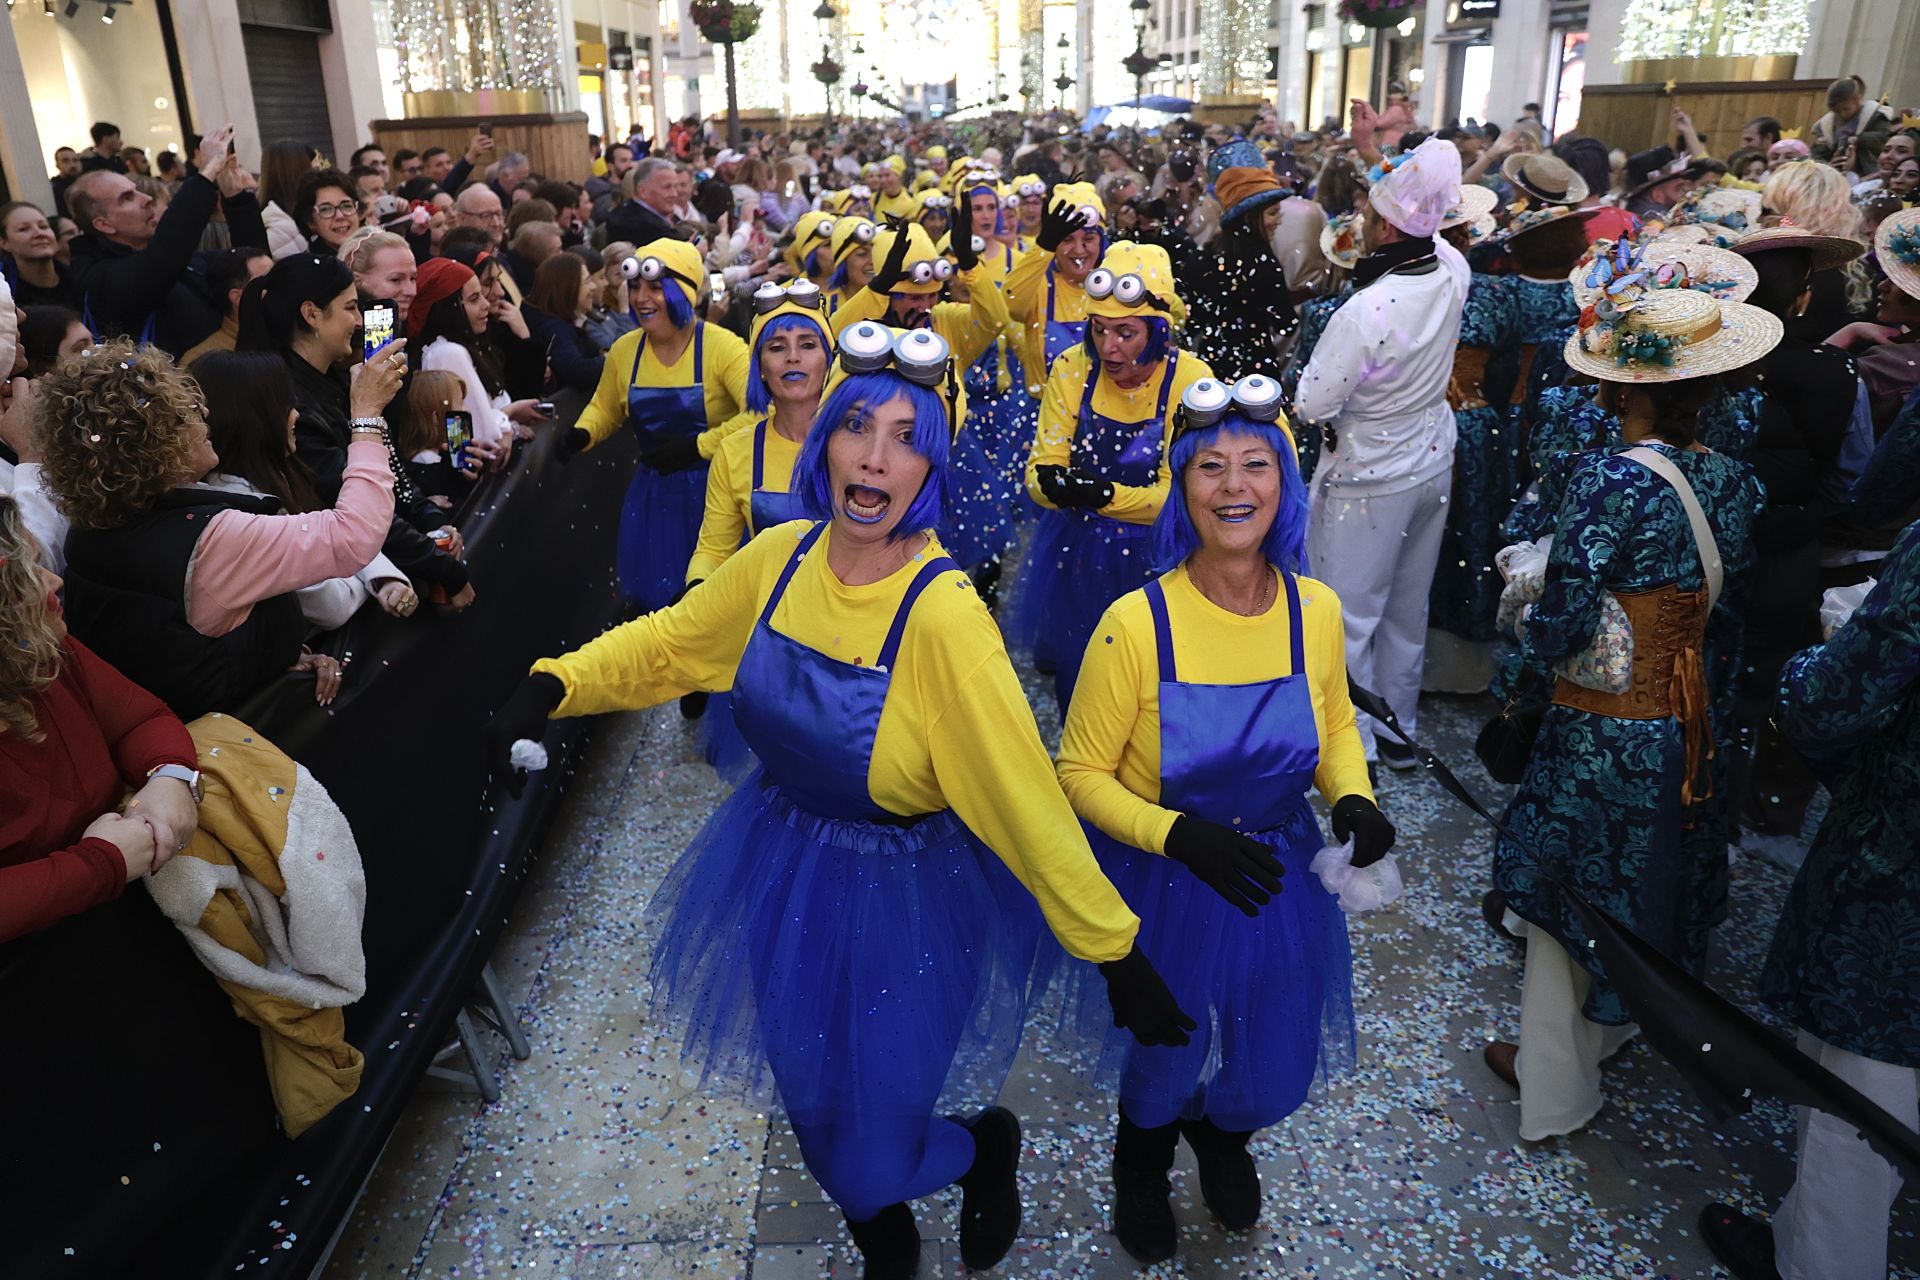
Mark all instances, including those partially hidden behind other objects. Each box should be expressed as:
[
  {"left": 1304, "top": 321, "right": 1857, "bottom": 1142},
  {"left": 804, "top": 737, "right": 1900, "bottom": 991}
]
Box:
[{"left": 11, "top": 0, "right": 183, "bottom": 176}]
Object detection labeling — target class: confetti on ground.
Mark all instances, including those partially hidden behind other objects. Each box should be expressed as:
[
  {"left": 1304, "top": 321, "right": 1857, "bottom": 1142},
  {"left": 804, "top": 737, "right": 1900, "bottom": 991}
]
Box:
[{"left": 321, "top": 562, "right": 1920, "bottom": 1280}]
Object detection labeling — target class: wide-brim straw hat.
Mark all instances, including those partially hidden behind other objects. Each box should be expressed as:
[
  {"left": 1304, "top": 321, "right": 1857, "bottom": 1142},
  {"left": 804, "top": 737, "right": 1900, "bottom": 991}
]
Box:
[
  {"left": 1501, "top": 153, "right": 1589, "bottom": 206},
  {"left": 1438, "top": 183, "right": 1499, "bottom": 231},
  {"left": 1667, "top": 187, "right": 1760, "bottom": 233},
  {"left": 1732, "top": 223, "right": 1870, "bottom": 274},
  {"left": 1877, "top": 207, "right": 1920, "bottom": 300},
  {"left": 1564, "top": 289, "right": 1783, "bottom": 384},
  {"left": 1570, "top": 239, "right": 1758, "bottom": 306},
  {"left": 1320, "top": 211, "right": 1365, "bottom": 271},
  {"left": 1501, "top": 203, "right": 1605, "bottom": 243}
]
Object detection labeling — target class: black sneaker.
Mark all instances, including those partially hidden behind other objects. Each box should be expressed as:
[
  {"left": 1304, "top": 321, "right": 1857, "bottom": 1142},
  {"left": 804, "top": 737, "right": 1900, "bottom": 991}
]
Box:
[
  {"left": 1698, "top": 1204, "right": 1782, "bottom": 1280},
  {"left": 1181, "top": 1118, "right": 1261, "bottom": 1230},
  {"left": 845, "top": 1203, "right": 922, "bottom": 1280},
  {"left": 1376, "top": 739, "right": 1420, "bottom": 772},
  {"left": 954, "top": 1107, "right": 1022, "bottom": 1270}
]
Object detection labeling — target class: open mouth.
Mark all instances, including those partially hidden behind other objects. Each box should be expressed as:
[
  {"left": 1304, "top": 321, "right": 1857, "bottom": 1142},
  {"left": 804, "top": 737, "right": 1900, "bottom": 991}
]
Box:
[
  {"left": 635, "top": 306, "right": 659, "bottom": 320},
  {"left": 1212, "top": 504, "right": 1258, "bottom": 524},
  {"left": 1066, "top": 253, "right": 1090, "bottom": 272},
  {"left": 843, "top": 483, "right": 892, "bottom": 524},
  {"left": 780, "top": 370, "right": 810, "bottom": 383}
]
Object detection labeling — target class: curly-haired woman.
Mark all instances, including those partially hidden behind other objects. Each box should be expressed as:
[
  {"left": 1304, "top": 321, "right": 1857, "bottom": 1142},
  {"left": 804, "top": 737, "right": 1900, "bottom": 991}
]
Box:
[
  {"left": 0, "top": 494, "right": 197, "bottom": 944},
  {"left": 34, "top": 340, "right": 404, "bottom": 719}
]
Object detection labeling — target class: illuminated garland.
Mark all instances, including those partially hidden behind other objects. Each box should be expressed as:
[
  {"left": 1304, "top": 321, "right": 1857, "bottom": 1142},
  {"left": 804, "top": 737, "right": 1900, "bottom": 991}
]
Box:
[
  {"left": 389, "top": 0, "right": 564, "bottom": 93},
  {"left": 1615, "top": 0, "right": 1810, "bottom": 61},
  {"left": 1199, "top": 0, "right": 1270, "bottom": 99}
]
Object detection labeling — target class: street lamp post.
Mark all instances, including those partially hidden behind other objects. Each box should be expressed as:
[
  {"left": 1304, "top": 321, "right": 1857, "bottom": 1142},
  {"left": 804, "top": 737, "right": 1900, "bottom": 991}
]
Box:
[
  {"left": 811, "top": 0, "right": 839, "bottom": 128},
  {"left": 1123, "top": 0, "right": 1154, "bottom": 109},
  {"left": 1054, "top": 32, "right": 1073, "bottom": 113}
]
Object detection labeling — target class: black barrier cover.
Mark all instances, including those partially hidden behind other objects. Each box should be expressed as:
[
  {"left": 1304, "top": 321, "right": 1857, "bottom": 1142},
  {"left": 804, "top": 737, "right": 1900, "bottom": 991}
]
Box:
[{"left": 0, "top": 402, "right": 635, "bottom": 1277}]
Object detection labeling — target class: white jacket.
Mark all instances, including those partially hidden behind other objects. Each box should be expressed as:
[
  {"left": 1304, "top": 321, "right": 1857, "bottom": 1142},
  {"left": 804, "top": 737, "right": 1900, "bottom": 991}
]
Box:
[{"left": 262, "top": 201, "right": 309, "bottom": 260}]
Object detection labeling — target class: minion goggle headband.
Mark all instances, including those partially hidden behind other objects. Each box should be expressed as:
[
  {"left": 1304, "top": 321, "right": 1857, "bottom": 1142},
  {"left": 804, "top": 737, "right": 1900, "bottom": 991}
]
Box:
[
  {"left": 1013, "top": 179, "right": 1046, "bottom": 198},
  {"left": 833, "top": 220, "right": 878, "bottom": 262},
  {"left": 751, "top": 280, "right": 829, "bottom": 314},
  {"left": 900, "top": 256, "right": 956, "bottom": 285},
  {"left": 803, "top": 216, "right": 836, "bottom": 241},
  {"left": 1084, "top": 266, "right": 1170, "bottom": 313},
  {"left": 619, "top": 254, "right": 701, "bottom": 294},
  {"left": 1171, "top": 375, "right": 1286, "bottom": 440},
  {"left": 836, "top": 321, "right": 963, "bottom": 434},
  {"left": 917, "top": 193, "right": 954, "bottom": 210}
]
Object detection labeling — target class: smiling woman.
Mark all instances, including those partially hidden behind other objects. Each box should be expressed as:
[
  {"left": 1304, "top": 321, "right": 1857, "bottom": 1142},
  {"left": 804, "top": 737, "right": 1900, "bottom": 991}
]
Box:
[{"left": 489, "top": 344, "right": 1195, "bottom": 1279}]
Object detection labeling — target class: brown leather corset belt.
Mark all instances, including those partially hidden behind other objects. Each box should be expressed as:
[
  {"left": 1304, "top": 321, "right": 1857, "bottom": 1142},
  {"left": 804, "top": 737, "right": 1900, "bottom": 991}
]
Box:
[{"left": 1448, "top": 346, "right": 1493, "bottom": 411}]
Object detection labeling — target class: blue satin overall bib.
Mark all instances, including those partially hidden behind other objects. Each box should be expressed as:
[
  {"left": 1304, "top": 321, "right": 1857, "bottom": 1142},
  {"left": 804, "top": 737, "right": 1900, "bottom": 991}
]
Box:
[
  {"left": 1091, "top": 571, "right": 1353, "bottom": 1131},
  {"left": 747, "top": 418, "right": 810, "bottom": 535},
  {"left": 1024, "top": 353, "right": 1178, "bottom": 712},
  {"left": 1043, "top": 268, "right": 1085, "bottom": 371},
  {"left": 720, "top": 525, "right": 1008, "bottom": 1218},
  {"left": 619, "top": 325, "right": 710, "bottom": 611}
]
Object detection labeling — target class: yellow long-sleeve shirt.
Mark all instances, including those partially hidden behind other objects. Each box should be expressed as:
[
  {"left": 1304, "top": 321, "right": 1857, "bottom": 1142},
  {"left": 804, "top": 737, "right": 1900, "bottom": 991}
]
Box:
[
  {"left": 872, "top": 189, "right": 918, "bottom": 221},
  {"left": 685, "top": 418, "right": 803, "bottom": 583},
  {"left": 1024, "top": 345, "right": 1214, "bottom": 525},
  {"left": 1057, "top": 564, "right": 1374, "bottom": 856},
  {"left": 532, "top": 520, "right": 1141, "bottom": 963},
  {"left": 826, "top": 260, "right": 1011, "bottom": 370},
  {"left": 575, "top": 321, "right": 752, "bottom": 459},
  {"left": 1006, "top": 244, "right": 1087, "bottom": 391}
]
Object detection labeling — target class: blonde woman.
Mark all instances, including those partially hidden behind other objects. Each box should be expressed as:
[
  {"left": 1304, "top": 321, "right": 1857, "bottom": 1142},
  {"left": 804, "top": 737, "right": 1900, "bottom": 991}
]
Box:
[{"left": 1763, "top": 161, "right": 1872, "bottom": 329}]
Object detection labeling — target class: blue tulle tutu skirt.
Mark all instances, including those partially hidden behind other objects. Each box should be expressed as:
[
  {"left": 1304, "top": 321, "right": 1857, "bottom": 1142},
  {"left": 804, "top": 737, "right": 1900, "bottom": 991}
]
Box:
[
  {"left": 964, "top": 370, "right": 1040, "bottom": 529},
  {"left": 940, "top": 427, "right": 1017, "bottom": 574},
  {"left": 1050, "top": 806, "right": 1356, "bottom": 1132},
  {"left": 695, "top": 691, "right": 756, "bottom": 785},
  {"left": 617, "top": 462, "right": 708, "bottom": 612},
  {"left": 646, "top": 773, "right": 1052, "bottom": 1126},
  {"left": 1003, "top": 509, "right": 1158, "bottom": 705}
]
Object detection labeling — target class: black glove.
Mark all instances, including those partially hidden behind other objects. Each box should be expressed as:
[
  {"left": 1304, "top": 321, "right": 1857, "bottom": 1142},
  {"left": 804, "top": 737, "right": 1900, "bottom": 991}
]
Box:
[
  {"left": 868, "top": 214, "right": 913, "bottom": 296},
  {"left": 1331, "top": 794, "right": 1397, "bottom": 868},
  {"left": 1099, "top": 946, "right": 1196, "bottom": 1047},
  {"left": 556, "top": 426, "right": 591, "bottom": 463},
  {"left": 1036, "top": 197, "right": 1080, "bottom": 252},
  {"left": 950, "top": 189, "right": 977, "bottom": 273},
  {"left": 640, "top": 433, "right": 703, "bottom": 474},
  {"left": 1164, "top": 814, "right": 1285, "bottom": 916},
  {"left": 486, "top": 672, "right": 565, "bottom": 800},
  {"left": 1036, "top": 465, "right": 1113, "bottom": 510}
]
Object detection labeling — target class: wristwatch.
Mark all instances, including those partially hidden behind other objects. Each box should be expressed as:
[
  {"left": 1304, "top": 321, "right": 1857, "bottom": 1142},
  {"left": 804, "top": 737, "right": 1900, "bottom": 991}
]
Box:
[{"left": 147, "top": 763, "right": 203, "bottom": 804}]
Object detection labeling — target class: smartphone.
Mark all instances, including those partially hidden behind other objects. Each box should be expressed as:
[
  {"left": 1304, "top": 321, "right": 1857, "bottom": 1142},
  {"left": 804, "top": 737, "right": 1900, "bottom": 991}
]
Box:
[
  {"left": 708, "top": 271, "right": 725, "bottom": 300},
  {"left": 478, "top": 120, "right": 493, "bottom": 139},
  {"left": 445, "top": 409, "right": 474, "bottom": 472},
  {"left": 535, "top": 400, "right": 556, "bottom": 419},
  {"left": 361, "top": 300, "right": 397, "bottom": 364}
]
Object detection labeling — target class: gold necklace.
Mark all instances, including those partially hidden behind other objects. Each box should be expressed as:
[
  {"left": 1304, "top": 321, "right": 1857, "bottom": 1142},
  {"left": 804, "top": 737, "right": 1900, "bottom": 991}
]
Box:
[{"left": 1194, "top": 564, "right": 1275, "bottom": 617}]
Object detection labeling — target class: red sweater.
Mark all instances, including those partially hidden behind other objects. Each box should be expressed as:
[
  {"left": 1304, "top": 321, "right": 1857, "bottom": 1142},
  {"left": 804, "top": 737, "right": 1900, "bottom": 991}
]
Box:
[{"left": 0, "top": 636, "right": 197, "bottom": 942}]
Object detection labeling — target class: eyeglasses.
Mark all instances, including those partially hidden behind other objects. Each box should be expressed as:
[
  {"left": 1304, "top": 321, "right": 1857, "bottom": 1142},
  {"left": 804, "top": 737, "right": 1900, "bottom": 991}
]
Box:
[
  {"left": 1084, "top": 268, "right": 1170, "bottom": 312},
  {"left": 752, "top": 280, "right": 827, "bottom": 313},
  {"left": 313, "top": 201, "right": 359, "bottom": 219},
  {"left": 1173, "top": 375, "right": 1286, "bottom": 438}
]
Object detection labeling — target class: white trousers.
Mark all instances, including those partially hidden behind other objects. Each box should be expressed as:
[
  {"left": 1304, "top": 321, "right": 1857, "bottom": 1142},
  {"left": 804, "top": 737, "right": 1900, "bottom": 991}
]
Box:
[
  {"left": 1514, "top": 921, "right": 1639, "bottom": 1141},
  {"left": 1306, "top": 469, "right": 1452, "bottom": 756},
  {"left": 1774, "top": 1030, "right": 1918, "bottom": 1280}
]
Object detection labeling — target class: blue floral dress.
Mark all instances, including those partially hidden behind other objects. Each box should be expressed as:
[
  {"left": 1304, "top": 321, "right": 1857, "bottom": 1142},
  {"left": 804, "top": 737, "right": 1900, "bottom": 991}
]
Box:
[
  {"left": 1762, "top": 519, "right": 1920, "bottom": 1069},
  {"left": 1281, "top": 287, "right": 1350, "bottom": 485},
  {"left": 1506, "top": 277, "right": 1584, "bottom": 485},
  {"left": 1492, "top": 443, "right": 1765, "bottom": 1023},
  {"left": 1431, "top": 274, "right": 1519, "bottom": 642}
]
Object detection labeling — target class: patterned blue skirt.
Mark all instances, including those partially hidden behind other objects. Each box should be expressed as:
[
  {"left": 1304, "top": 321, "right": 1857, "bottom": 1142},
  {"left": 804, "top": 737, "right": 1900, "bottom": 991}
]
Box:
[{"left": 1050, "top": 808, "right": 1356, "bottom": 1131}]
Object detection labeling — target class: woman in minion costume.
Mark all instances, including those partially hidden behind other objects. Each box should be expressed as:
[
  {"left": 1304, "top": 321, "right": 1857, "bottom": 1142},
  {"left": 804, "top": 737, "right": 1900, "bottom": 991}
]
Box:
[
  {"left": 1055, "top": 375, "right": 1395, "bottom": 1264},
  {"left": 489, "top": 322, "right": 1193, "bottom": 1280},
  {"left": 564, "top": 237, "right": 751, "bottom": 612},
  {"left": 913, "top": 188, "right": 953, "bottom": 242},
  {"left": 784, "top": 209, "right": 840, "bottom": 294},
  {"left": 825, "top": 184, "right": 874, "bottom": 220},
  {"left": 1007, "top": 182, "right": 1108, "bottom": 389},
  {"left": 1008, "top": 240, "right": 1215, "bottom": 712},
  {"left": 953, "top": 172, "right": 1042, "bottom": 541},
  {"left": 828, "top": 210, "right": 1016, "bottom": 584},
  {"left": 683, "top": 279, "right": 838, "bottom": 779},
  {"left": 825, "top": 215, "right": 880, "bottom": 312},
  {"left": 868, "top": 158, "right": 917, "bottom": 222},
  {"left": 1011, "top": 174, "right": 1048, "bottom": 240},
  {"left": 913, "top": 144, "right": 950, "bottom": 193}
]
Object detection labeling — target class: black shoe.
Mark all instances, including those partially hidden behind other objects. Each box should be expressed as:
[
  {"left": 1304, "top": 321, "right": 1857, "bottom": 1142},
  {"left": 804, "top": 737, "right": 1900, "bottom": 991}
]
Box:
[
  {"left": 1376, "top": 739, "right": 1420, "bottom": 772},
  {"left": 953, "top": 1106, "right": 1022, "bottom": 1271},
  {"left": 1181, "top": 1117, "right": 1261, "bottom": 1231},
  {"left": 845, "top": 1203, "right": 922, "bottom": 1280},
  {"left": 1482, "top": 889, "right": 1521, "bottom": 944},
  {"left": 1111, "top": 1114, "right": 1180, "bottom": 1264},
  {"left": 679, "top": 691, "right": 709, "bottom": 720},
  {"left": 1698, "top": 1204, "right": 1782, "bottom": 1280}
]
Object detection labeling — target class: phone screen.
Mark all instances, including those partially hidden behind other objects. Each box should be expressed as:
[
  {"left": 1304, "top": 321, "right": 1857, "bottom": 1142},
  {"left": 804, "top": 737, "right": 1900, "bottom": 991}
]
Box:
[
  {"left": 361, "top": 301, "right": 397, "bottom": 364},
  {"left": 708, "top": 272, "right": 725, "bottom": 300},
  {"left": 478, "top": 121, "right": 493, "bottom": 138},
  {"left": 445, "top": 410, "right": 474, "bottom": 471}
]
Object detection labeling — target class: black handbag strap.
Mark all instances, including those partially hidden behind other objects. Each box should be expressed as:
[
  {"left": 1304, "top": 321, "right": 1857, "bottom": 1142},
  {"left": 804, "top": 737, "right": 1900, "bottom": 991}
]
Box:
[{"left": 1349, "top": 677, "right": 1525, "bottom": 847}]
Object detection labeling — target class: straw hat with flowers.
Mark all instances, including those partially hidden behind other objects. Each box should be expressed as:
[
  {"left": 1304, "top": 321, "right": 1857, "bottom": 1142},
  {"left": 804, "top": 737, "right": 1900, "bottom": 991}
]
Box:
[
  {"left": 1566, "top": 288, "right": 1782, "bottom": 384},
  {"left": 1320, "top": 211, "right": 1364, "bottom": 271},
  {"left": 1571, "top": 236, "right": 1758, "bottom": 307},
  {"left": 1874, "top": 207, "right": 1920, "bottom": 299}
]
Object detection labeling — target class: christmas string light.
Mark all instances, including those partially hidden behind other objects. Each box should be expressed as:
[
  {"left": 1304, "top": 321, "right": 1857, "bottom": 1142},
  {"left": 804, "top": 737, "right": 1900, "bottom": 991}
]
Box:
[
  {"left": 1199, "top": 0, "right": 1268, "bottom": 99},
  {"left": 1616, "top": 0, "right": 1809, "bottom": 61}
]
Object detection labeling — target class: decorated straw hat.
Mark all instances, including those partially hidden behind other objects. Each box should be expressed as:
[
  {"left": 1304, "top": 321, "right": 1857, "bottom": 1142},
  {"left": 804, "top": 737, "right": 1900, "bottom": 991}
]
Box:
[
  {"left": 1501, "top": 203, "right": 1604, "bottom": 243},
  {"left": 1876, "top": 206, "right": 1920, "bottom": 300},
  {"left": 1566, "top": 288, "right": 1782, "bottom": 384},
  {"left": 1733, "top": 221, "right": 1869, "bottom": 274},
  {"left": 1570, "top": 236, "right": 1758, "bottom": 306},
  {"left": 1438, "top": 184, "right": 1499, "bottom": 240},
  {"left": 1320, "top": 210, "right": 1365, "bottom": 270},
  {"left": 1666, "top": 187, "right": 1759, "bottom": 238},
  {"left": 1501, "top": 153, "right": 1589, "bottom": 206}
]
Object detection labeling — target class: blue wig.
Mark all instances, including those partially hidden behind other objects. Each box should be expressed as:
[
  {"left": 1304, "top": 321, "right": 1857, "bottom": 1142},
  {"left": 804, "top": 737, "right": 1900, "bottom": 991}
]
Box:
[
  {"left": 1082, "top": 314, "right": 1171, "bottom": 367},
  {"left": 745, "top": 312, "right": 831, "bottom": 415},
  {"left": 792, "top": 370, "right": 954, "bottom": 542},
  {"left": 1150, "top": 414, "right": 1308, "bottom": 575},
  {"left": 804, "top": 245, "right": 829, "bottom": 278},
  {"left": 632, "top": 275, "right": 695, "bottom": 330},
  {"left": 828, "top": 259, "right": 855, "bottom": 293}
]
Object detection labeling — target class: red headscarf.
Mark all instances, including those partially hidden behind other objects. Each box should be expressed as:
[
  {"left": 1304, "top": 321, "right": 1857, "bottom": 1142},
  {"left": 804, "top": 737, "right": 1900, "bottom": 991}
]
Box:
[{"left": 408, "top": 257, "right": 477, "bottom": 343}]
